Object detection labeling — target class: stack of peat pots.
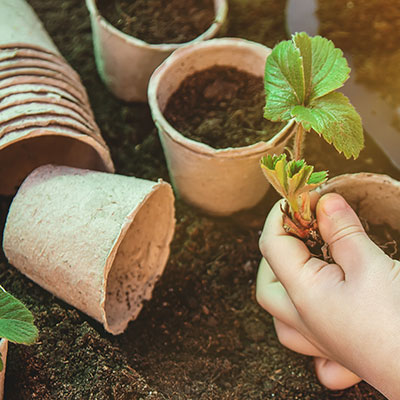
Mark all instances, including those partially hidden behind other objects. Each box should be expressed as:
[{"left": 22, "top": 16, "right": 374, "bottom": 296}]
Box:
[
  {"left": 0, "top": 0, "right": 115, "bottom": 195},
  {"left": 0, "top": 3, "right": 176, "bottom": 396},
  {"left": 0, "top": 42, "right": 116, "bottom": 194}
]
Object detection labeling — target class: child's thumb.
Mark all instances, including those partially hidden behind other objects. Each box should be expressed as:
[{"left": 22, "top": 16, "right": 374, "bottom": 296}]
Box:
[{"left": 316, "top": 193, "right": 383, "bottom": 271}]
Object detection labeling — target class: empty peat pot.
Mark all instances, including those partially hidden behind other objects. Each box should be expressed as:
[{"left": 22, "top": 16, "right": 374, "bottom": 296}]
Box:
[
  {"left": 85, "top": 0, "right": 228, "bottom": 102},
  {"left": 0, "top": 0, "right": 59, "bottom": 53},
  {"left": 318, "top": 172, "right": 400, "bottom": 227},
  {"left": 148, "top": 37, "right": 295, "bottom": 216},
  {"left": 3, "top": 165, "right": 176, "bottom": 335}
]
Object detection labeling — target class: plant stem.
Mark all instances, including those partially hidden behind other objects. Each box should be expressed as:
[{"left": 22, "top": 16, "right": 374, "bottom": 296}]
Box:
[{"left": 293, "top": 123, "right": 304, "bottom": 160}]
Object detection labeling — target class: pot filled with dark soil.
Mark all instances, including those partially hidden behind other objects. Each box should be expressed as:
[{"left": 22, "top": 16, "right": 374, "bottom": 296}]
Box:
[
  {"left": 148, "top": 37, "right": 295, "bottom": 216},
  {"left": 85, "top": 0, "right": 228, "bottom": 102}
]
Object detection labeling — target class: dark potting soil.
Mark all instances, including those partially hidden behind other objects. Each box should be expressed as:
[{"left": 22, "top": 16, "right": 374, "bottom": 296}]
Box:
[
  {"left": 364, "top": 221, "right": 400, "bottom": 259},
  {"left": 2, "top": 0, "right": 397, "bottom": 398},
  {"left": 318, "top": 0, "right": 400, "bottom": 118},
  {"left": 164, "top": 66, "right": 286, "bottom": 149},
  {"left": 97, "top": 0, "right": 215, "bottom": 44}
]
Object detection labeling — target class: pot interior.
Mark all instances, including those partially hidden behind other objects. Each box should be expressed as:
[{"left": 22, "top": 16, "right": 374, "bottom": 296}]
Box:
[
  {"left": 0, "top": 132, "right": 111, "bottom": 195},
  {"left": 104, "top": 183, "right": 174, "bottom": 334},
  {"left": 155, "top": 40, "right": 270, "bottom": 112}
]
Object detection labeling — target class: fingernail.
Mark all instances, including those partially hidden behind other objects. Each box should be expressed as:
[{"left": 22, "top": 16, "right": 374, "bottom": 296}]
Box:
[{"left": 320, "top": 193, "right": 348, "bottom": 217}]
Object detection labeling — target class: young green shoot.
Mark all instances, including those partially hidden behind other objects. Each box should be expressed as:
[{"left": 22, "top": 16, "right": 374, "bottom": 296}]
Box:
[{"left": 261, "top": 32, "right": 364, "bottom": 246}]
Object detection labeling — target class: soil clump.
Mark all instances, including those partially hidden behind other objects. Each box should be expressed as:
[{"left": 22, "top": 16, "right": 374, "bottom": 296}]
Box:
[
  {"left": 164, "top": 66, "right": 285, "bottom": 148},
  {"left": 97, "top": 0, "right": 215, "bottom": 44}
]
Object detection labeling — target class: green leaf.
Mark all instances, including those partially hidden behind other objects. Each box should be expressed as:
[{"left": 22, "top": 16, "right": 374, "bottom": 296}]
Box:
[
  {"left": 0, "top": 287, "right": 38, "bottom": 345},
  {"left": 261, "top": 155, "right": 328, "bottom": 216},
  {"left": 287, "top": 161, "right": 313, "bottom": 195},
  {"left": 260, "top": 154, "right": 288, "bottom": 198},
  {"left": 299, "top": 171, "right": 329, "bottom": 195},
  {"left": 293, "top": 32, "right": 312, "bottom": 99},
  {"left": 291, "top": 92, "right": 364, "bottom": 158},
  {"left": 307, "top": 35, "right": 350, "bottom": 101},
  {"left": 261, "top": 154, "right": 328, "bottom": 221},
  {"left": 274, "top": 155, "right": 289, "bottom": 193},
  {"left": 264, "top": 33, "right": 350, "bottom": 120},
  {"left": 308, "top": 171, "right": 329, "bottom": 185},
  {"left": 287, "top": 159, "right": 306, "bottom": 178},
  {"left": 264, "top": 40, "right": 305, "bottom": 121}
]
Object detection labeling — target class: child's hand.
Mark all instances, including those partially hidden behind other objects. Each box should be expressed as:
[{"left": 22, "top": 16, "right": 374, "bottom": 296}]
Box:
[
  {"left": 258, "top": 257, "right": 361, "bottom": 390},
  {"left": 257, "top": 193, "right": 400, "bottom": 399}
]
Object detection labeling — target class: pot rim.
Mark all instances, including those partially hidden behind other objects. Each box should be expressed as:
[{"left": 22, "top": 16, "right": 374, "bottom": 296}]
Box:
[
  {"left": 148, "top": 37, "right": 295, "bottom": 158},
  {"left": 100, "top": 179, "right": 175, "bottom": 334},
  {"left": 318, "top": 172, "right": 400, "bottom": 229},
  {"left": 85, "top": 0, "right": 228, "bottom": 52},
  {"left": 318, "top": 172, "right": 400, "bottom": 192}
]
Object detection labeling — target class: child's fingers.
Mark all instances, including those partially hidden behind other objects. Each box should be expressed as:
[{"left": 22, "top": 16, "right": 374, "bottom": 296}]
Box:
[
  {"left": 314, "top": 357, "right": 362, "bottom": 390},
  {"left": 259, "top": 200, "right": 322, "bottom": 294},
  {"left": 256, "top": 258, "right": 303, "bottom": 329},
  {"left": 274, "top": 318, "right": 326, "bottom": 358},
  {"left": 316, "top": 193, "right": 387, "bottom": 276}
]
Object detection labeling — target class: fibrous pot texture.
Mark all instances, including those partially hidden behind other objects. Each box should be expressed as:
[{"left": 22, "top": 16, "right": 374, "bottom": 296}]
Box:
[
  {"left": 85, "top": 0, "right": 228, "bottom": 102},
  {"left": 148, "top": 37, "right": 294, "bottom": 216},
  {"left": 318, "top": 172, "right": 400, "bottom": 228},
  {"left": 0, "top": 0, "right": 114, "bottom": 194},
  {"left": 0, "top": 45, "right": 114, "bottom": 195},
  {"left": 0, "top": 0, "right": 59, "bottom": 54},
  {"left": 3, "top": 165, "right": 176, "bottom": 335}
]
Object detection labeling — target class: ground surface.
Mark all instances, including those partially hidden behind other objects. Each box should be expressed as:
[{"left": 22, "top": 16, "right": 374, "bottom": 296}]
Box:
[{"left": 0, "top": 0, "right": 398, "bottom": 398}]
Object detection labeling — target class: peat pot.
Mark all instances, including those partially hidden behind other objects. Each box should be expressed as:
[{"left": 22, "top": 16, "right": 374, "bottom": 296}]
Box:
[
  {"left": 318, "top": 172, "right": 400, "bottom": 228},
  {"left": 0, "top": 0, "right": 59, "bottom": 53},
  {"left": 85, "top": 0, "right": 228, "bottom": 102},
  {"left": 148, "top": 38, "right": 295, "bottom": 216},
  {"left": 3, "top": 165, "right": 176, "bottom": 335},
  {"left": 0, "top": 0, "right": 114, "bottom": 195}
]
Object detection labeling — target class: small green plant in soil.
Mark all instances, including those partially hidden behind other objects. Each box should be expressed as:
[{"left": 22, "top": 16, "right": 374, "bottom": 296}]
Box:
[
  {"left": 97, "top": 0, "right": 215, "bottom": 44},
  {"left": 0, "top": 286, "right": 38, "bottom": 371},
  {"left": 261, "top": 32, "right": 364, "bottom": 252}
]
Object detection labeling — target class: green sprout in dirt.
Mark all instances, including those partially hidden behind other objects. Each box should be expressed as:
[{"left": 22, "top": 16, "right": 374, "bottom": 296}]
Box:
[
  {"left": 260, "top": 32, "right": 364, "bottom": 250},
  {"left": 0, "top": 286, "right": 38, "bottom": 371}
]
